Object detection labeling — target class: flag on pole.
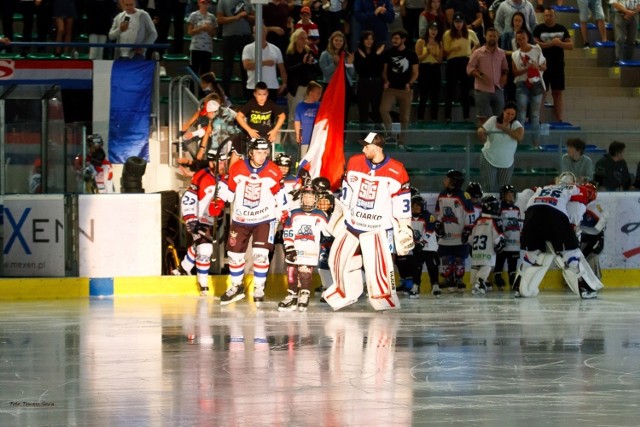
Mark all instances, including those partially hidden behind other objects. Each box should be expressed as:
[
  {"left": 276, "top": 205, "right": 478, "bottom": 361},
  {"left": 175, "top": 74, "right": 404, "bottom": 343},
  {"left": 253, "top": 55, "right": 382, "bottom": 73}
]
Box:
[{"left": 297, "top": 53, "right": 346, "bottom": 191}]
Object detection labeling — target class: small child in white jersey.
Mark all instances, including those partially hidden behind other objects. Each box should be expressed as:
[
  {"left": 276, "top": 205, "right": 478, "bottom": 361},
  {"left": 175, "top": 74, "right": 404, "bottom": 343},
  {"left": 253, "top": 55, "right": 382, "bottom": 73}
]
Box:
[{"left": 470, "top": 196, "right": 505, "bottom": 295}]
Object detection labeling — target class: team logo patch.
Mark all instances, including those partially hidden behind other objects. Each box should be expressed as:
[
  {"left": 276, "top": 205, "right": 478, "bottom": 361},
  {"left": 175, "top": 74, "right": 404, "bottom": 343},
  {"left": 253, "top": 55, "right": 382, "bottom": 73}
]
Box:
[
  {"left": 229, "top": 230, "right": 238, "bottom": 247},
  {"left": 356, "top": 178, "right": 378, "bottom": 210},
  {"left": 295, "top": 224, "right": 315, "bottom": 242},
  {"left": 243, "top": 181, "right": 262, "bottom": 209}
]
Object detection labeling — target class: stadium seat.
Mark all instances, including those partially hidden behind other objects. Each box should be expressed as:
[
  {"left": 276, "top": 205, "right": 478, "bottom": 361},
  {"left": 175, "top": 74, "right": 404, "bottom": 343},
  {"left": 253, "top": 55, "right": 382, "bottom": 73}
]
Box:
[{"left": 440, "top": 144, "right": 466, "bottom": 152}]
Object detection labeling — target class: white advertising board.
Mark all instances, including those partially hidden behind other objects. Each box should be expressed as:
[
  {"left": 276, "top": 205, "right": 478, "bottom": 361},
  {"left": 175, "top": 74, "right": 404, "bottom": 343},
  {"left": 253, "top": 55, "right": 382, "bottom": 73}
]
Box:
[
  {"left": 79, "top": 194, "right": 161, "bottom": 277},
  {"left": 2, "top": 195, "right": 66, "bottom": 277}
]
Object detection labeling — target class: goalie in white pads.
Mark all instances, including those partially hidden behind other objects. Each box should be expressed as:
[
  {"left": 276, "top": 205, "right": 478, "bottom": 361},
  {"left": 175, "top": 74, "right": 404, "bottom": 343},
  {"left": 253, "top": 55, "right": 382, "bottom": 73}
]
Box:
[
  {"left": 322, "top": 132, "right": 413, "bottom": 311},
  {"left": 516, "top": 172, "right": 602, "bottom": 299}
]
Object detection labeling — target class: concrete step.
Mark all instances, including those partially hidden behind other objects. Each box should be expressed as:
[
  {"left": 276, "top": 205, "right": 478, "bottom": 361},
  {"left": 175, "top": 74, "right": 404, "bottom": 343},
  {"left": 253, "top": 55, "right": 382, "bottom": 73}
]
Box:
[
  {"left": 566, "top": 75, "right": 621, "bottom": 87},
  {"left": 563, "top": 86, "right": 633, "bottom": 97},
  {"left": 564, "top": 65, "right": 610, "bottom": 77}
]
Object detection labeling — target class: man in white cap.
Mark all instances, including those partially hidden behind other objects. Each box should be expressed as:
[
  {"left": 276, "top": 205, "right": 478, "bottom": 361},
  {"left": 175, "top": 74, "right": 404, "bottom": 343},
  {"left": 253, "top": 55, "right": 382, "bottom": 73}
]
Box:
[
  {"left": 322, "top": 132, "right": 414, "bottom": 311},
  {"left": 182, "top": 99, "right": 221, "bottom": 161}
]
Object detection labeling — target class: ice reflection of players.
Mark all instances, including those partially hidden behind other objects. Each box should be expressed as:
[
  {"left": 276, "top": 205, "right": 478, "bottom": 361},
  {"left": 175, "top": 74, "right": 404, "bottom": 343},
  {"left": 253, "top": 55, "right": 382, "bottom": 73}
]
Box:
[{"left": 322, "top": 132, "right": 414, "bottom": 311}]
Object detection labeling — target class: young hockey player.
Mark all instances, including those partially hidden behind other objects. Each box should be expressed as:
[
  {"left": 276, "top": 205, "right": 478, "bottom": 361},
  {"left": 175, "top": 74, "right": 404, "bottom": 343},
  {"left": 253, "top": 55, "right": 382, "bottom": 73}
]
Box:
[
  {"left": 466, "top": 182, "right": 484, "bottom": 222},
  {"left": 311, "top": 177, "right": 335, "bottom": 298},
  {"left": 470, "top": 196, "right": 505, "bottom": 295},
  {"left": 279, "top": 181, "right": 329, "bottom": 312},
  {"left": 216, "top": 138, "right": 287, "bottom": 305},
  {"left": 172, "top": 148, "right": 226, "bottom": 296},
  {"left": 434, "top": 170, "right": 476, "bottom": 293},
  {"left": 493, "top": 185, "right": 522, "bottom": 290},
  {"left": 579, "top": 183, "right": 606, "bottom": 279}
]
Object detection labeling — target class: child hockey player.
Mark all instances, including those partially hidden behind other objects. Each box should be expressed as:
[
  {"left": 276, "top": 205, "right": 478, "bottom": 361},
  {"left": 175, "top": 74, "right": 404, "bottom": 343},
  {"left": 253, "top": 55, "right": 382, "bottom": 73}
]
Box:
[
  {"left": 173, "top": 148, "right": 226, "bottom": 296},
  {"left": 494, "top": 185, "right": 522, "bottom": 290},
  {"left": 435, "top": 170, "right": 476, "bottom": 292},
  {"left": 279, "top": 182, "right": 329, "bottom": 312},
  {"left": 470, "top": 196, "right": 505, "bottom": 295},
  {"left": 579, "top": 183, "right": 606, "bottom": 279},
  {"left": 466, "top": 182, "right": 484, "bottom": 222},
  {"left": 312, "top": 177, "right": 335, "bottom": 298}
]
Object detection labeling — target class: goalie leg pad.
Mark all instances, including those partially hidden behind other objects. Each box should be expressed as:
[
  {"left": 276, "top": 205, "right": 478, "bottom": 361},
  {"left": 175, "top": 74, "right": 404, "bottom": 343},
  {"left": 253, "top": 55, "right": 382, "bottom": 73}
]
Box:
[
  {"left": 323, "top": 229, "right": 364, "bottom": 311},
  {"left": 359, "top": 230, "right": 401, "bottom": 311},
  {"left": 518, "top": 250, "right": 554, "bottom": 297}
]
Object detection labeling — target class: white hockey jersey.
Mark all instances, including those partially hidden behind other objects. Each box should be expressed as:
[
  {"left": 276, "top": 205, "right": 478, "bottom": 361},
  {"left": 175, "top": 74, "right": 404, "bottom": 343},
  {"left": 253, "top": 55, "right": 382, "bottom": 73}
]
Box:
[
  {"left": 470, "top": 214, "right": 504, "bottom": 267},
  {"left": 341, "top": 154, "right": 411, "bottom": 233},
  {"left": 435, "top": 189, "right": 476, "bottom": 246},
  {"left": 283, "top": 208, "right": 328, "bottom": 266},
  {"left": 411, "top": 212, "right": 438, "bottom": 252},
  {"left": 217, "top": 159, "right": 286, "bottom": 225},
  {"left": 526, "top": 184, "right": 583, "bottom": 219},
  {"left": 499, "top": 203, "right": 522, "bottom": 252},
  {"left": 181, "top": 167, "right": 220, "bottom": 226}
]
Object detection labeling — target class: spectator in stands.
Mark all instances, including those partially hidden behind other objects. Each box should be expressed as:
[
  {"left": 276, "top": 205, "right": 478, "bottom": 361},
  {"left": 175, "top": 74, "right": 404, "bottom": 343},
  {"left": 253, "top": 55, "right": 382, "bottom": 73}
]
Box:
[
  {"left": 20, "top": 0, "right": 52, "bottom": 55},
  {"left": 389, "top": 0, "right": 406, "bottom": 33},
  {"left": 467, "top": 27, "right": 508, "bottom": 125},
  {"left": 264, "top": 0, "right": 291, "bottom": 55},
  {"left": 561, "top": 138, "right": 594, "bottom": 183},
  {"left": 109, "top": 0, "right": 158, "bottom": 59},
  {"left": 327, "top": 0, "right": 346, "bottom": 35},
  {"left": 418, "top": 0, "right": 447, "bottom": 39},
  {"left": 577, "top": 0, "right": 607, "bottom": 48},
  {"left": 500, "top": 12, "right": 533, "bottom": 102},
  {"left": 235, "top": 81, "right": 287, "bottom": 144},
  {"left": 512, "top": 29, "right": 546, "bottom": 146},
  {"left": 294, "top": 81, "right": 323, "bottom": 157},
  {"left": 156, "top": 0, "right": 188, "bottom": 54},
  {"left": 416, "top": 21, "right": 443, "bottom": 122},
  {"left": 354, "top": 0, "right": 395, "bottom": 46},
  {"left": 295, "top": 6, "right": 321, "bottom": 55},
  {"left": 594, "top": 141, "right": 632, "bottom": 191},
  {"left": 187, "top": 0, "right": 217, "bottom": 78},
  {"left": 493, "top": 0, "right": 537, "bottom": 37},
  {"left": 476, "top": 101, "right": 524, "bottom": 192},
  {"left": 242, "top": 25, "right": 288, "bottom": 99},
  {"left": 443, "top": 12, "right": 480, "bottom": 123},
  {"left": 354, "top": 30, "right": 385, "bottom": 128},
  {"left": 403, "top": 0, "right": 424, "bottom": 42},
  {"left": 0, "top": 0, "right": 14, "bottom": 52},
  {"left": 216, "top": 0, "right": 254, "bottom": 96},
  {"left": 53, "top": 0, "right": 77, "bottom": 56},
  {"left": 200, "top": 72, "right": 230, "bottom": 106},
  {"left": 533, "top": 8, "right": 573, "bottom": 123},
  {"left": 285, "top": 29, "right": 320, "bottom": 143},
  {"left": 444, "top": 0, "right": 483, "bottom": 38},
  {"left": 610, "top": 0, "right": 640, "bottom": 64},
  {"left": 380, "top": 28, "right": 418, "bottom": 150},
  {"left": 319, "top": 31, "right": 355, "bottom": 121},
  {"left": 310, "top": 0, "right": 330, "bottom": 52}
]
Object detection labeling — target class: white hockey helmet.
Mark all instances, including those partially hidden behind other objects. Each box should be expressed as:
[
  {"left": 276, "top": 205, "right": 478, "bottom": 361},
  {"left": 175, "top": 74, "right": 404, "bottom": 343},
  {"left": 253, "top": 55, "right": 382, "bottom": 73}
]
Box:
[{"left": 556, "top": 171, "right": 577, "bottom": 185}]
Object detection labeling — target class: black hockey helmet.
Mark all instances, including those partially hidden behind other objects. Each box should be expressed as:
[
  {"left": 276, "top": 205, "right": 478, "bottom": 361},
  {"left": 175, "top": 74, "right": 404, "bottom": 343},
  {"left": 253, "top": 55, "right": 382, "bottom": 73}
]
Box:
[
  {"left": 317, "top": 192, "right": 335, "bottom": 215},
  {"left": 206, "top": 145, "right": 228, "bottom": 162},
  {"left": 499, "top": 184, "right": 517, "bottom": 202},
  {"left": 481, "top": 195, "right": 501, "bottom": 216},
  {"left": 312, "top": 176, "right": 331, "bottom": 194},
  {"left": 274, "top": 153, "right": 292, "bottom": 168},
  {"left": 411, "top": 194, "right": 425, "bottom": 213},
  {"left": 410, "top": 186, "right": 420, "bottom": 197},
  {"left": 248, "top": 137, "right": 270, "bottom": 152},
  {"left": 86, "top": 133, "right": 104, "bottom": 147},
  {"left": 466, "top": 182, "right": 483, "bottom": 199},
  {"left": 446, "top": 169, "right": 465, "bottom": 189},
  {"left": 300, "top": 181, "right": 317, "bottom": 212}
]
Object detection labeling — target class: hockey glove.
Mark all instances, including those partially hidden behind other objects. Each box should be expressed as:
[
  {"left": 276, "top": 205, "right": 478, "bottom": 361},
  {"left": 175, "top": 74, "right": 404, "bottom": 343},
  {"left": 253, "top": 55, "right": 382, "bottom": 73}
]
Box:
[
  {"left": 495, "top": 237, "right": 506, "bottom": 253},
  {"left": 284, "top": 246, "right": 297, "bottom": 264},
  {"left": 394, "top": 218, "right": 415, "bottom": 257},
  {"left": 193, "top": 222, "right": 210, "bottom": 238},
  {"left": 434, "top": 221, "right": 445, "bottom": 239},
  {"left": 208, "top": 198, "right": 225, "bottom": 217},
  {"left": 280, "top": 209, "right": 289, "bottom": 224},
  {"left": 592, "top": 233, "right": 605, "bottom": 255},
  {"left": 461, "top": 227, "right": 472, "bottom": 244},
  {"left": 185, "top": 216, "right": 197, "bottom": 234}
]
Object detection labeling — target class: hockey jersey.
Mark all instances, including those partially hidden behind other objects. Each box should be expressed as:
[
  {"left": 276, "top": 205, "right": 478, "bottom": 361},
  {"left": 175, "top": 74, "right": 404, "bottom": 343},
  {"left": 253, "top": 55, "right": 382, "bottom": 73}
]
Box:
[
  {"left": 283, "top": 208, "right": 328, "bottom": 266},
  {"left": 526, "top": 184, "right": 586, "bottom": 222},
  {"left": 218, "top": 159, "right": 286, "bottom": 224},
  {"left": 470, "top": 214, "right": 505, "bottom": 267},
  {"left": 94, "top": 160, "right": 115, "bottom": 194},
  {"left": 580, "top": 200, "right": 607, "bottom": 236},
  {"left": 499, "top": 202, "right": 522, "bottom": 252},
  {"left": 435, "top": 189, "right": 476, "bottom": 246},
  {"left": 181, "top": 167, "right": 220, "bottom": 226},
  {"left": 411, "top": 211, "right": 439, "bottom": 252},
  {"left": 341, "top": 154, "right": 411, "bottom": 233}
]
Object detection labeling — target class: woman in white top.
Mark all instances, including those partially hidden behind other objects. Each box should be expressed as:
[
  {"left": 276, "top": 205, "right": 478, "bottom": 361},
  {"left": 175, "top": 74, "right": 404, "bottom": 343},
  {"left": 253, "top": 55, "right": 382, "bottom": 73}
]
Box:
[
  {"left": 511, "top": 29, "right": 547, "bottom": 146},
  {"left": 476, "top": 101, "right": 524, "bottom": 192}
]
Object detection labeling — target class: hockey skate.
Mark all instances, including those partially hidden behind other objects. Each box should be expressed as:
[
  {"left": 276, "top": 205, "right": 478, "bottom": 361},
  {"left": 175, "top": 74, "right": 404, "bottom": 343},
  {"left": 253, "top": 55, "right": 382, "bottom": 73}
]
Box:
[
  {"left": 220, "top": 283, "right": 245, "bottom": 305},
  {"left": 298, "top": 290, "right": 311, "bottom": 312},
  {"left": 579, "top": 280, "right": 598, "bottom": 299},
  {"left": 198, "top": 285, "right": 209, "bottom": 297},
  {"left": 172, "top": 265, "right": 192, "bottom": 276},
  {"left": 494, "top": 273, "right": 506, "bottom": 291},
  {"left": 432, "top": 284, "right": 442, "bottom": 297},
  {"left": 456, "top": 280, "right": 466, "bottom": 293},
  {"left": 472, "top": 279, "right": 488, "bottom": 295},
  {"left": 253, "top": 283, "right": 265, "bottom": 304},
  {"left": 408, "top": 284, "right": 420, "bottom": 298},
  {"left": 278, "top": 291, "right": 298, "bottom": 312}
]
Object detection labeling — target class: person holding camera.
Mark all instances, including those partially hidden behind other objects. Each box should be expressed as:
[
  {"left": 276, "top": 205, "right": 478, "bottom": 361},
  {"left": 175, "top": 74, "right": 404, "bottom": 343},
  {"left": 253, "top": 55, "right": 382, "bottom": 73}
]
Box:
[{"left": 108, "top": 0, "right": 157, "bottom": 59}]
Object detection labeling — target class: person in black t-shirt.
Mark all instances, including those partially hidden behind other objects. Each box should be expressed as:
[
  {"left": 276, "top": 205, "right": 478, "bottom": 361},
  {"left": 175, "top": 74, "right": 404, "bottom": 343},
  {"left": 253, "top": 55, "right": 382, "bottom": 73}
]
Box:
[
  {"left": 236, "top": 81, "right": 287, "bottom": 149},
  {"left": 380, "top": 29, "right": 419, "bottom": 151}
]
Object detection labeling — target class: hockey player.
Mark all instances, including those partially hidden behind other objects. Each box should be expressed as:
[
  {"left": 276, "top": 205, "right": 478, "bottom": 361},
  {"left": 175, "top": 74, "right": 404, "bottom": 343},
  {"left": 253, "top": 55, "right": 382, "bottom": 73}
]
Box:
[
  {"left": 434, "top": 170, "right": 476, "bottom": 293},
  {"left": 216, "top": 138, "right": 287, "bottom": 305},
  {"left": 494, "top": 185, "right": 522, "bottom": 291},
  {"left": 322, "top": 132, "right": 414, "bottom": 311},
  {"left": 85, "top": 148, "right": 115, "bottom": 194},
  {"left": 312, "top": 177, "right": 335, "bottom": 298},
  {"left": 279, "top": 182, "right": 329, "bottom": 312},
  {"left": 579, "top": 183, "right": 606, "bottom": 279},
  {"left": 173, "top": 148, "right": 226, "bottom": 296},
  {"left": 516, "top": 172, "right": 602, "bottom": 299},
  {"left": 470, "top": 196, "right": 505, "bottom": 295},
  {"left": 466, "top": 182, "right": 484, "bottom": 223}
]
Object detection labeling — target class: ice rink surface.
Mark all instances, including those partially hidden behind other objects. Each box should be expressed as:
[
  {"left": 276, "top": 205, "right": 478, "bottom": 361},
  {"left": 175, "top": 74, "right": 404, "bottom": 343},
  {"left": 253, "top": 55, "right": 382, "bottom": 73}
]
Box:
[{"left": 2, "top": 290, "right": 640, "bottom": 426}]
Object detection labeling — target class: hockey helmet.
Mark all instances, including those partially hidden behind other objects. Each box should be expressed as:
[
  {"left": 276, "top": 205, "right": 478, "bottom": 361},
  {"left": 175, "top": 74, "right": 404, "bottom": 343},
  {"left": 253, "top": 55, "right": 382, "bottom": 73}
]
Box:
[
  {"left": 274, "top": 153, "right": 292, "bottom": 168},
  {"left": 207, "top": 146, "right": 228, "bottom": 162},
  {"left": 86, "top": 133, "right": 104, "bottom": 147},
  {"left": 248, "top": 137, "right": 270, "bottom": 152},
  {"left": 481, "top": 195, "right": 501, "bottom": 216},
  {"left": 466, "top": 182, "right": 483, "bottom": 199},
  {"left": 300, "top": 182, "right": 318, "bottom": 212},
  {"left": 411, "top": 194, "right": 425, "bottom": 214},
  {"left": 556, "top": 171, "right": 577, "bottom": 185},
  {"left": 581, "top": 182, "right": 597, "bottom": 203},
  {"left": 312, "top": 176, "right": 331, "bottom": 194},
  {"left": 316, "top": 192, "right": 335, "bottom": 215},
  {"left": 410, "top": 186, "right": 420, "bottom": 197},
  {"left": 499, "top": 184, "right": 517, "bottom": 202},
  {"left": 446, "top": 169, "right": 465, "bottom": 189}
]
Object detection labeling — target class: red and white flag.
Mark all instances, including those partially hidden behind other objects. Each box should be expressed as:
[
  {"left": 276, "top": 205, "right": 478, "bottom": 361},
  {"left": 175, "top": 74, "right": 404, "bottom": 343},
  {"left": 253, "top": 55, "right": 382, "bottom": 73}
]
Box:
[{"left": 298, "top": 53, "right": 346, "bottom": 191}]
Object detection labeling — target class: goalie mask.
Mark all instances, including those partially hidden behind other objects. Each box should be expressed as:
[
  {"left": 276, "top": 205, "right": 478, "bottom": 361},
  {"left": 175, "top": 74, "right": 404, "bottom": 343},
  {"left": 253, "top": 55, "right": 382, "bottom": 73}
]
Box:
[
  {"left": 300, "top": 184, "right": 317, "bottom": 212},
  {"left": 317, "top": 193, "right": 335, "bottom": 215},
  {"left": 481, "top": 195, "right": 501, "bottom": 216},
  {"left": 556, "top": 171, "right": 577, "bottom": 185}
]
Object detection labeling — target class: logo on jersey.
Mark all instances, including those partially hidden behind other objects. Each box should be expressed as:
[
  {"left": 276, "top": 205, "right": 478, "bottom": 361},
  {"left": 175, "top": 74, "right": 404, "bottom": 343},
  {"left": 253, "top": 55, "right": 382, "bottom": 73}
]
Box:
[
  {"left": 356, "top": 178, "right": 378, "bottom": 210},
  {"left": 441, "top": 206, "right": 460, "bottom": 224},
  {"left": 243, "top": 181, "right": 262, "bottom": 209},
  {"left": 295, "top": 224, "right": 315, "bottom": 242},
  {"left": 229, "top": 230, "right": 238, "bottom": 247},
  {"left": 504, "top": 218, "right": 520, "bottom": 232}
]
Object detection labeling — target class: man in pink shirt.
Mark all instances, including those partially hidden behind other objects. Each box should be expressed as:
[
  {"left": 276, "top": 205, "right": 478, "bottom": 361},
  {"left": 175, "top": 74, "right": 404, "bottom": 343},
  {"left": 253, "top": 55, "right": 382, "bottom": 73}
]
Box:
[{"left": 467, "top": 28, "right": 508, "bottom": 125}]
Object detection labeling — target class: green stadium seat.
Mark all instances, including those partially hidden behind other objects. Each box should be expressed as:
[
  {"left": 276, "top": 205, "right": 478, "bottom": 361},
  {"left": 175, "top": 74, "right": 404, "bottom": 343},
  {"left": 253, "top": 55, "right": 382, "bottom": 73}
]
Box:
[
  {"left": 0, "top": 53, "right": 22, "bottom": 59},
  {"left": 427, "top": 167, "right": 452, "bottom": 176},
  {"left": 440, "top": 144, "right": 467, "bottom": 152},
  {"left": 530, "top": 167, "right": 559, "bottom": 176},
  {"left": 410, "top": 144, "right": 435, "bottom": 152},
  {"left": 163, "top": 53, "right": 189, "bottom": 61},
  {"left": 26, "top": 53, "right": 56, "bottom": 59}
]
